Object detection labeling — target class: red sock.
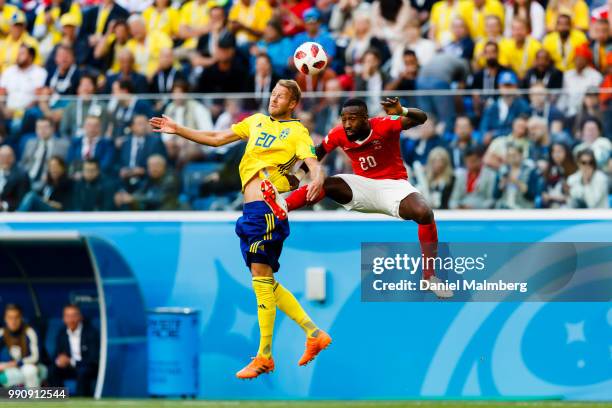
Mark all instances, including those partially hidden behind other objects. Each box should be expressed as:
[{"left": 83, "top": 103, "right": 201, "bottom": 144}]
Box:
[
  {"left": 285, "top": 185, "right": 326, "bottom": 211},
  {"left": 418, "top": 221, "right": 438, "bottom": 280}
]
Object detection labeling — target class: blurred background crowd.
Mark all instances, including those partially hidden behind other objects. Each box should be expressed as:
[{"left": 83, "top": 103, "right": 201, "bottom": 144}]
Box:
[{"left": 0, "top": 0, "right": 609, "bottom": 212}]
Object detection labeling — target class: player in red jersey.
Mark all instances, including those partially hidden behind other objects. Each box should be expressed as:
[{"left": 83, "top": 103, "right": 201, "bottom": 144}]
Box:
[{"left": 261, "top": 97, "right": 452, "bottom": 298}]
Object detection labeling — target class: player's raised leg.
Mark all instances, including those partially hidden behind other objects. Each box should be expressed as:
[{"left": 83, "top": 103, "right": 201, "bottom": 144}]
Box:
[
  {"left": 398, "top": 192, "right": 453, "bottom": 298},
  {"left": 282, "top": 176, "right": 352, "bottom": 213}
]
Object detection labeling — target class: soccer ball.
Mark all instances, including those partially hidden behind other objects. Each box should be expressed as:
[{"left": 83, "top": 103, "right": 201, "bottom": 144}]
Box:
[{"left": 293, "top": 42, "right": 328, "bottom": 76}]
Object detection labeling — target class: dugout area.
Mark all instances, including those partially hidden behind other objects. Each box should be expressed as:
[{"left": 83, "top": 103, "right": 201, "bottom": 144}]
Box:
[{"left": 0, "top": 233, "right": 147, "bottom": 398}]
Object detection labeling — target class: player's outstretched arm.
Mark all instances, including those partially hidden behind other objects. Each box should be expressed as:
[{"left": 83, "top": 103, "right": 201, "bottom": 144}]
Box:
[
  {"left": 303, "top": 157, "right": 325, "bottom": 201},
  {"left": 380, "top": 97, "right": 427, "bottom": 130},
  {"left": 149, "top": 115, "right": 240, "bottom": 147}
]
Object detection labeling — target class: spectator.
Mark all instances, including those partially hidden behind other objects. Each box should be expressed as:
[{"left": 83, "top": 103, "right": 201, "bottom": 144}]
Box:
[
  {"left": 0, "top": 145, "right": 30, "bottom": 211},
  {"left": 354, "top": 48, "right": 388, "bottom": 114},
  {"left": 468, "top": 41, "right": 512, "bottom": 116},
  {"left": 43, "top": 44, "right": 81, "bottom": 99},
  {"left": 190, "top": 6, "right": 228, "bottom": 70},
  {"left": 389, "top": 19, "right": 435, "bottom": 78},
  {"left": 480, "top": 71, "right": 531, "bottom": 141},
  {"left": 20, "top": 117, "right": 70, "bottom": 190},
  {"left": 558, "top": 44, "right": 604, "bottom": 116},
  {"left": 600, "top": 52, "right": 612, "bottom": 136},
  {"left": 177, "top": 0, "right": 212, "bottom": 51},
  {"left": 589, "top": 19, "right": 610, "bottom": 72},
  {"left": 493, "top": 143, "right": 540, "bottom": 209},
  {"left": 572, "top": 117, "right": 611, "bottom": 169},
  {"left": 142, "top": 0, "right": 180, "bottom": 39},
  {"left": 93, "top": 19, "right": 130, "bottom": 74},
  {"left": 80, "top": 0, "right": 129, "bottom": 54},
  {"left": 60, "top": 74, "right": 109, "bottom": 139},
  {"left": 45, "top": 13, "right": 88, "bottom": 71},
  {"left": 500, "top": 17, "right": 541, "bottom": 79},
  {"left": 107, "top": 80, "right": 153, "bottom": 140},
  {"left": 402, "top": 117, "right": 445, "bottom": 166},
  {"left": 0, "top": 11, "right": 41, "bottom": 72},
  {"left": 528, "top": 82, "right": 565, "bottom": 127},
  {"left": 33, "top": 1, "right": 82, "bottom": 62},
  {"left": 447, "top": 115, "right": 479, "bottom": 168},
  {"left": 119, "top": 114, "right": 167, "bottom": 191},
  {"left": 313, "top": 78, "right": 343, "bottom": 136},
  {"left": 545, "top": 0, "right": 589, "bottom": 33},
  {"left": 503, "top": 0, "right": 545, "bottom": 41},
  {"left": 541, "top": 141, "right": 576, "bottom": 208},
  {"left": 114, "top": 154, "right": 179, "bottom": 210},
  {"left": 371, "top": 0, "right": 413, "bottom": 51},
  {"left": 567, "top": 148, "right": 609, "bottom": 208},
  {"left": 0, "top": 0, "right": 19, "bottom": 38},
  {"left": 149, "top": 47, "right": 185, "bottom": 95},
  {"left": 463, "top": 0, "right": 504, "bottom": 41},
  {"left": 484, "top": 115, "right": 531, "bottom": 169},
  {"left": 571, "top": 87, "right": 605, "bottom": 135},
  {"left": 251, "top": 19, "right": 293, "bottom": 77},
  {"left": 522, "top": 49, "right": 564, "bottom": 90},
  {"left": 277, "top": 0, "right": 310, "bottom": 37},
  {"left": 48, "top": 304, "right": 99, "bottom": 397},
  {"left": 72, "top": 158, "right": 116, "bottom": 211},
  {"left": 292, "top": 8, "right": 337, "bottom": 61},
  {"left": 248, "top": 53, "right": 281, "bottom": 111},
  {"left": 125, "top": 14, "right": 173, "bottom": 79},
  {"left": 449, "top": 146, "right": 497, "bottom": 208},
  {"left": 0, "top": 304, "right": 43, "bottom": 389},
  {"left": 442, "top": 17, "right": 474, "bottom": 61},
  {"left": 228, "top": 0, "right": 272, "bottom": 45},
  {"left": 103, "top": 49, "right": 149, "bottom": 94},
  {"left": 196, "top": 32, "right": 248, "bottom": 94},
  {"left": 67, "top": 115, "right": 115, "bottom": 176},
  {"left": 429, "top": 0, "right": 468, "bottom": 47},
  {"left": 526, "top": 115, "right": 550, "bottom": 165},
  {"left": 413, "top": 146, "right": 455, "bottom": 209},
  {"left": 386, "top": 49, "right": 419, "bottom": 105},
  {"left": 473, "top": 15, "right": 509, "bottom": 69},
  {"left": 18, "top": 155, "right": 73, "bottom": 211},
  {"left": 542, "top": 14, "right": 588, "bottom": 72}
]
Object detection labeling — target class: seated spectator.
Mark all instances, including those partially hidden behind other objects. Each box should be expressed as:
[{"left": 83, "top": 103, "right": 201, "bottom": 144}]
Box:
[
  {"left": 0, "top": 1, "right": 19, "bottom": 38},
  {"left": 589, "top": 19, "right": 610, "bottom": 72},
  {"left": 449, "top": 146, "right": 497, "bottom": 208},
  {"left": 468, "top": 41, "right": 512, "bottom": 116},
  {"left": 464, "top": 0, "right": 504, "bottom": 41},
  {"left": 545, "top": 0, "right": 589, "bottom": 33},
  {"left": 542, "top": 14, "right": 588, "bottom": 72},
  {"left": 107, "top": 80, "right": 153, "bottom": 140},
  {"left": 142, "top": 0, "right": 180, "bottom": 39},
  {"left": 558, "top": 44, "right": 604, "bottom": 116},
  {"left": 493, "top": 143, "right": 540, "bottom": 209},
  {"left": 0, "top": 45, "right": 47, "bottom": 140},
  {"left": 313, "top": 78, "right": 343, "bottom": 136},
  {"left": 484, "top": 115, "right": 531, "bottom": 169},
  {"left": 18, "top": 155, "right": 73, "bottom": 212},
  {"left": 196, "top": 32, "right": 248, "bottom": 94},
  {"left": 371, "top": 0, "right": 413, "bottom": 51},
  {"left": 72, "top": 158, "right": 116, "bottom": 211},
  {"left": 45, "top": 13, "right": 88, "bottom": 72},
  {"left": 125, "top": 14, "right": 173, "bottom": 80},
  {"left": 247, "top": 53, "right": 281, "bottom": 111},
  {"left": 177, "top": 0, "right": 212, "bottom": 51},
  {"left": 541, "top": 142, "right": 576, "bottom": 208},
  {"left": 48, "top": 304, "right": 99, "bottom": 397},
  {"left": 103, "top": 49, "right": 149, "bottom": 94},
  {"left": 402, "top": 117, "right": 445, "bottom": 166},
  {"left": 499, "top": 17, "right": 541, "bottom": 79},
  {"left": 528, "top": 82, "right": 565, "bottom": 128},
  {"left": 0, "top": 11, "right": 41, "bottom": 72},
  {"left": 292, "top": 8, "right": 337, "bottom": 60},
  {"left": 33, "top": 0, "right": 82, "bottom": 61},
  {"left": 413, "top": 146, "right": 455, "bottom": 209},
  {"left": 355, "top": 48, "right": 388, "bottom": 114},
  {"left": 119, "top": 115, "right": 167, "bottom": 191},
  {"left": 277, "top": 0, "right": 309, "bottom": 37},
  {"left": 442, "top": 17, "right": 474, "bottom": 61},
  {"left": 190, "top": 6, "right": 228, "bottom": 70},
  {"left": 386, "top": 49, "right": 418, "bottom": 105},
  {"left": 43, "top": 44, "right": 80, "bottom": 98},
  {"left": 473, "top": 15, "right": 509, "bottom": 69},
  {"left": 570, "top": 87, "right": 605, "bottom": 135},
  {"left": 67, "top": 116, "right": 115, "bottom": 176},
  {"left": 447, "top": 115, "right": 479, "bottom": 168},
  {"left": 92, "top": 19, "right": 130, "bottom": 74},
  {"left": 79, "top": 0, "right": 129, "bottom": 61},
  {"left": 389, "top": 19, "right": 435, "bottom": 78},
  {"left": 504, "top": 0, "right": 545, "bottom": 41},
  {"left": 228, "top": 0, "right": 272, "bottom": 45},
  {"left": 0, "top": 145, "right": 30, "bottom": 212},
  {"left": 522, "top": 49, "right": 564, "bottom": 90},
  {"left": 60, "top": 74, "right": 109, "bottom": 139},
  {"left": 0, "top": 304, "right": 43, "bottom": 389},
  {"left": 480, "top": 71, "right": 531, "bottom": 142},
  {"left": 149, "top": 48, "right": 185, "bottom": 95},
  {"left": 114, "top": 154, "right": 179, "bottom": 210},
  {"left": 573, "top": 117, "right": 611, "bottom": 169},
  {"left": 429, "top": 0, "right": 468, "bottom": 48},
  {"left": 20, "top": 118, "right": 70, "bottom": 190},
  {"left": 526, "top": 116, "right": 550, "bottom": 167},
  {"left": 567, "top": 148, "right": 609, "bottom": 208},
  {"left": 251, "top": 19, "right": 293, "bottom": 77}
]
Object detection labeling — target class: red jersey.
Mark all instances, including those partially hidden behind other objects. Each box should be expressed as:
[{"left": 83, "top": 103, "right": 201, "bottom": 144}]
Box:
[{"left": 322, "top": 116, "right": 407, "bottom": 180}]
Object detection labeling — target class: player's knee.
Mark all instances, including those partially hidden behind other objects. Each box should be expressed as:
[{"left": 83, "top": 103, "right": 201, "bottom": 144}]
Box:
[
  {"left": 21, "top": 364, "right": 40, "bottom": 388},
  {"left": 324, "top": 177, "right": 352, "bottom": 204},
  {"left": 250, "top": 262, "right": 274, "bottom": 277},
  {"left": 401, "top": 200, "right": 433, "bottom": 224}
]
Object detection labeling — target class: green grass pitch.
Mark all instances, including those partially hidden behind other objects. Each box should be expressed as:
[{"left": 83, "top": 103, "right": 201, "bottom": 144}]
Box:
[{"left": 2, "top": 400, "right": 611, "bottom": 408}]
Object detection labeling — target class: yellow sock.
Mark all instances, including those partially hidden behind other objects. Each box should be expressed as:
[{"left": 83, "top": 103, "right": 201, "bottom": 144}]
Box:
[
  {"left": 273, "top": 281, "right": 320, "bottom": 338},
  {"left": 252, "top": 277, "right": 276, "bottom": 358}
]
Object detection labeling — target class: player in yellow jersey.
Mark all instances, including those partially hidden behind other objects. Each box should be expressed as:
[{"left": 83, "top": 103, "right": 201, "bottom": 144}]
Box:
[{"left": 149, "top": 79, "right": 331, "bottom": 379}]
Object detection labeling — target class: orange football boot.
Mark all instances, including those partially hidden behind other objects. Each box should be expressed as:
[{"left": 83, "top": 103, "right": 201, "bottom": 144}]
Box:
[
  {"left": 298, "top": 330, "right": 332, "bottom": 366},
  {"left": 236, "top": 355, "right": 275, "bottom": 379}
]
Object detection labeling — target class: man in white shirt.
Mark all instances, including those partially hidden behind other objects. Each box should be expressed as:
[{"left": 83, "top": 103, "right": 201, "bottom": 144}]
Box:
[{"left": 558, "top": 44, "right": 604, "bottom": 116}]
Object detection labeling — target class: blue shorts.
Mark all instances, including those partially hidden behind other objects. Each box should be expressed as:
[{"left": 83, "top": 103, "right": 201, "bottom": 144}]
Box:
[{"left": 236, "top": 201, "right": 290, "bottom": 272}]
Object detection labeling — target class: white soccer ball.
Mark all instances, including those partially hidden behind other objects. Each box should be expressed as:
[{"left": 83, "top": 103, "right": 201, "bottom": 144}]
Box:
[{"left": 293, "top": 41, "right": 328, "bottom": 76}]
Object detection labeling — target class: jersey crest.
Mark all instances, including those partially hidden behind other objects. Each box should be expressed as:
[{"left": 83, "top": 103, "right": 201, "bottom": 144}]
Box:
[{"left": 279, "top": 128, "right": 290, "bottom": 140}]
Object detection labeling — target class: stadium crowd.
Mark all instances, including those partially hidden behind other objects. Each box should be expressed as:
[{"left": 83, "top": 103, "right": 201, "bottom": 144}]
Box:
[{"left": 0, "top": 0, "right": 609, "bottom": 211}]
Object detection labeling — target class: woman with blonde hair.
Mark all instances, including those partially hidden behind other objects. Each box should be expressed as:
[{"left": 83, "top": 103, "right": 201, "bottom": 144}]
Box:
[{"left": 413, "top": 146, "right": 456, "bottom": 209}]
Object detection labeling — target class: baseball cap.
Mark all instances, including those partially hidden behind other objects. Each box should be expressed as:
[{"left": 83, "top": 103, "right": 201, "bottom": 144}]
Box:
[
  {"left": 303, "top": 8, "right": 321, "bottom": 22},
  {"left": 10, "top": 11, "right": 26, "bottom": 26},
  {"left": 60, "top": 14, "right": 80, "bottom": 28},
  {"left": 498, "top": 71, "right": 518, "bottom": 86}
]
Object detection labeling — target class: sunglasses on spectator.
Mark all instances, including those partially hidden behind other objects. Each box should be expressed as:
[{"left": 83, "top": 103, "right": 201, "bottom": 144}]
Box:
[{"left": 580, "top": 160, "right": 594, "bottom": 166}]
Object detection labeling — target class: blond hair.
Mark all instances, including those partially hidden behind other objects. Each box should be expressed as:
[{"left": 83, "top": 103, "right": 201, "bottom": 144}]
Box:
[{"left": 276, "top": 79, "right": 302, "bottom": 104}]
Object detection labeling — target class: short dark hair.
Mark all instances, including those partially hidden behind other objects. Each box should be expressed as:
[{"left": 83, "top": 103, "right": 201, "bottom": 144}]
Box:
[
  {"left": 36, "top": 117, "right": 53, "bottom": 126},
  {"left": 465, "top": 145, "right": 485, "bottom": 158},
  {"left": 63, "top": 304, "right": 81, "bottom": 313},
  {"left": 403, "top": 48, "right": 417, "bottom": 58},
  {"left": 484, "top": 41, "right": 499, "bottom": 51},
  {"left": 581, "top": 116, "right": 602, "bottom": 133},
  {"left": 172, "top": 78, "right": 190, "bottom": 92},
  {"left": 22, "top": 45, "right": 36, "bottom": 60},
  {"left": 83, "top": 158, "right": 100, "bottom": 168},
  {"left": 576, "top": 148, "right": 596, "bottom": 164},
  {"left": 342, "top": 98, "right": 368, "bottom": 112},
  {"left": 364, "top": 47, "right": 381, "bottom": 62}
]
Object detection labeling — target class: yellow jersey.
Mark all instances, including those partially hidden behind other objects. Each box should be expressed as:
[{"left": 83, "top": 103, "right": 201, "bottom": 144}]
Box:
[
  {"left": 463, "top": 0, "right": 504, "bottom": 41},
  {"left": 142, "top": 6, "right": 180, "bottom": 38},
  {"left": 231, "top": 113, "right": 317, "bottom": 193},
  {"left": 473, "top": 36, "right": 512, "bottom": 68},
  {"left": 33, "top": 3, "right": 82, "bottom": 46},
  {"left": 0, "top": 4, "right": 20, "bottom": 37},
  {"left": 499, "top": 36, "right": 541, "bottom": 78},
  {"left": 178, "top": 0, "right": 210, "bottom": 49},
  {"left": 545, "top": 0, "right": 589, "bottom": 32},
  {"left": 0, "top": 33, "right": 41, "bottom": 72},
  {"left": 228, "top": 0, "right": 272, "bottom": 44},
  {"left": 542, "top": 30, "right": 588, "bottom": 72},
  {"left": 430, "top": 0, "right": 470, "bottom": 45},
  {"left": 126, "top": 31, "right": 173, "bottom": 78}
]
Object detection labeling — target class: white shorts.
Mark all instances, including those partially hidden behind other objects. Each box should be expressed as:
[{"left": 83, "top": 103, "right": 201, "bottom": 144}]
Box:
[{"left": 334, "top": 174, "right": 420, "bottom": 218}]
